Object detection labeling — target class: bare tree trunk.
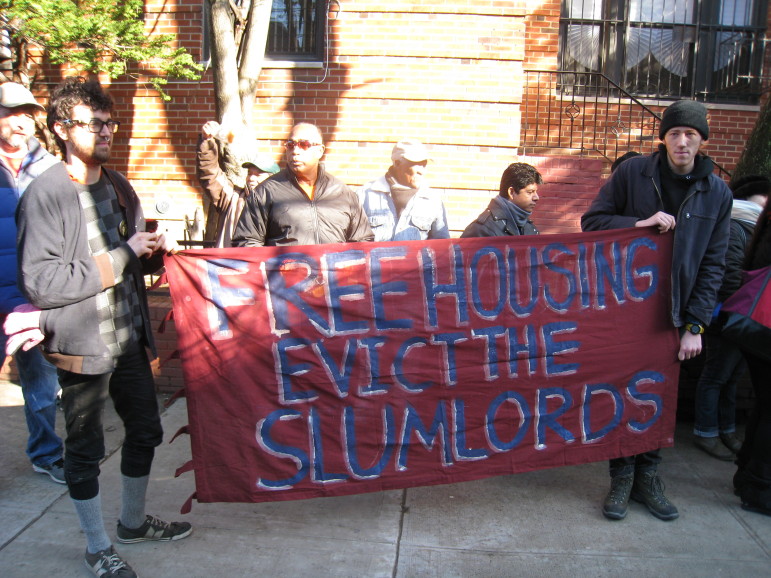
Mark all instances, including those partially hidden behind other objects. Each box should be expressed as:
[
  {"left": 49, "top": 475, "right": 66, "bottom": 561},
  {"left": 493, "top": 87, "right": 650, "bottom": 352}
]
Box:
[
  {"left": 208, "top": 0, "right": 243, "bottom": 128},
  {"left": 238, "top": 0, "right": 272, "bottom": 126}
]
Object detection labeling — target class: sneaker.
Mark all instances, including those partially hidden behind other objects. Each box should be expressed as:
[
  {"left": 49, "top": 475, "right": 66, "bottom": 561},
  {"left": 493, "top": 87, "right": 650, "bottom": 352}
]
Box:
[
  {"left": 84, "top": 546, "right": 137, "bottom": 577},
  {"left": 694, "top": 436, "right": 735, "bottom": 461},
  {"left": 602, "top": 475, "right": 633, "bottom": 520},
  {"left": 117, "top": 514, "right": 192, "bottom": 544},
  {"left": 32, "top": 458, "right": 66, "bottom": 484},
  {"left": 630, "top": 471, "right": 679, "bottom": 521}
]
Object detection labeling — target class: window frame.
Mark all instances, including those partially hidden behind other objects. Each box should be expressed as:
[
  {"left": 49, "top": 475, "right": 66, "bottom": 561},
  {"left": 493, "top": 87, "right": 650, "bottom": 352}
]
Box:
[
  {"left": 201, "top": 0, "right": 327, "bottom": 66},
  {"left": 558, "top": 0, "right": 768, "bottom": 105}
]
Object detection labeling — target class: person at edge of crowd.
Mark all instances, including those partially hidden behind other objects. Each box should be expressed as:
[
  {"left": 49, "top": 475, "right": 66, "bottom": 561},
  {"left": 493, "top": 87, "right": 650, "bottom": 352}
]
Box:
[
  {"left": 10, "top": 77, "right": 191, "bottom": 578},
  {"left": 196, "top": 120, "right": 279, "bottom": 247},
  {"left": 460, "top": 162, "right": 543, "bottom": 237},
  {"left": 610, "top": 151, "right": 641, "bottom": 173},
  {"left": 733, "top": 193, "right": 771, "bottom": 517},
  {"left": 693, "top": 175, "right": 770, "bottom": 461},
  {"left": 357, "top": 139, "right": 449, "bottom": 242},
  {"left": 0, "top": 82, "right": 64, "bottom": 484},
  {"left": 581, "top": 99, "right": 732, "bottom": 522},
  {"left": 232, "top": 122, "right": 373, "bottom": 246}
]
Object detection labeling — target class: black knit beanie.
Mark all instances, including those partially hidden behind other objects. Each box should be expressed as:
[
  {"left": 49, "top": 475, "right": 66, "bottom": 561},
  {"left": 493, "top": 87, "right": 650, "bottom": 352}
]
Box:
[
  {"left": 658, "top": 100, "right": 709, "bottom": 140},
  {"left": 730, "top": 175, "right": 771, "bottom": 200}
]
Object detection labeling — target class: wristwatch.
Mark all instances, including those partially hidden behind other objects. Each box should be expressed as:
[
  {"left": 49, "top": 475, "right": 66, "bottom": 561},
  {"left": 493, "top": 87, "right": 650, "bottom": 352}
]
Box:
[{"left": 685, "top": 323, "right": 705, "bottom": 335}]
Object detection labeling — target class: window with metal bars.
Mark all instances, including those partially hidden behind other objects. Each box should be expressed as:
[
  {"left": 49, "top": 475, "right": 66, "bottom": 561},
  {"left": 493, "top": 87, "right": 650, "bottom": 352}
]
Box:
[
  {"left": 202, "top": 0, "right": 325, "bottom": 62},
  {"left": 268, "top": 0, "right": 324, "bottom": 58},
  {"left": 558, "top": 0, "right": 768, "bottom": 104}
]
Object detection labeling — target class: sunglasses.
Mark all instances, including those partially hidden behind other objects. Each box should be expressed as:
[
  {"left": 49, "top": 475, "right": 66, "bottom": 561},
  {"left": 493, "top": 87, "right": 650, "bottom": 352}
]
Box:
[{"left": 284, "top": 139, "right": 322, "bottom": 150}]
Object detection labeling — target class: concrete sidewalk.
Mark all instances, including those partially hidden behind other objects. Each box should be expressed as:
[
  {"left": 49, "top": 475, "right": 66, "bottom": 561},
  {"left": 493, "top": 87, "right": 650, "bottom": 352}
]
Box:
[{"left": 1, "top": 378, "right": 770, "bottom": 577}]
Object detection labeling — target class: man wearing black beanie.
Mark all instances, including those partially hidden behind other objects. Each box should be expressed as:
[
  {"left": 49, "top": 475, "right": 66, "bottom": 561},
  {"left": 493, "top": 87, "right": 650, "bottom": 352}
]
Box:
[{"left": 581, "top": 100, "right": 733, "bottom": 522}]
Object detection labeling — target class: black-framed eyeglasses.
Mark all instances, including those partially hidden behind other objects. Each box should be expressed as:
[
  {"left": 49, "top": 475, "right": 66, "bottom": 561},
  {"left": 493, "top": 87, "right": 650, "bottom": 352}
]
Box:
[
  {"left": 61, "top": 118, "right": 121, "bottom": 134},
  {"left": 284, "top": 139, "right": 321, "bottom": 150}
]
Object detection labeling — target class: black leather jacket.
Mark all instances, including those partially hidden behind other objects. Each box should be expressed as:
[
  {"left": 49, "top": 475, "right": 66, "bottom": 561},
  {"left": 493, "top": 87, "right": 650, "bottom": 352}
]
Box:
[{"left": 233, "top": 167, "right": 373, "bottom": 246}]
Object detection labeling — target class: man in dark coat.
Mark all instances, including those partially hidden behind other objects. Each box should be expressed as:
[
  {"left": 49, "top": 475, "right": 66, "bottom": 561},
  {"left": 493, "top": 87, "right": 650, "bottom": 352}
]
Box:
[
  {"left": 693, "top": 175, "right": 769, "bottom": 460},
  {"left": 461, "top": 162, "right": 543, "bottom": 238},
  {"left": 582, "top": 99, "right": 732, "bottom": 522}
]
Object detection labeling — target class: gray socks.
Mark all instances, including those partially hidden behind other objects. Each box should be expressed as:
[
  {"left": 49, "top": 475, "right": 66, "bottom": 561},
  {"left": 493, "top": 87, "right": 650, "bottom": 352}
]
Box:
[
  {"left": 72, "top": 475, "right": 150, "bottom": 553},
  {"left": 72, "top": 494, "right": 111, "bottom": 554},
  {"left": 119, "top": 474, "right": 150, "bottom": 530}
]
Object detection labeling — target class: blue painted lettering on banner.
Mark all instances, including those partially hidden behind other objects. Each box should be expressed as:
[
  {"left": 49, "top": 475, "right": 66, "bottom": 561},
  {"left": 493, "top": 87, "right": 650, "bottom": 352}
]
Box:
[
  {"left": 470, "top": 247, "right": 506, "bottom": 319},
  {"left": 264, "top": 253, "right": 330, "bottom": 336},
  {"left": 199, "top": 258, "right": 254, "bottom": 339},
  {"left": 256, "top": 409, "right": 309, "bottom": 490},
  {"left": 344, "top": 405, "right": 396, "bottom": 479},
  {"left": 275, "top": 338, "right": 318, "bottom": 404},
  {"left": 421, "top": 245, "right": 469, "bottom": 328},
  {"left": 254, "top": 372, "right": 665, "bottom": 489},
  {"left": 371, "top": 246, "right": 412, "bottom": 331},
  {"left": 323, "top": 250, "right": 368, "bottom": 334},
  {"left": 486, "top": 391, "right": 532, "bottom": 451}
]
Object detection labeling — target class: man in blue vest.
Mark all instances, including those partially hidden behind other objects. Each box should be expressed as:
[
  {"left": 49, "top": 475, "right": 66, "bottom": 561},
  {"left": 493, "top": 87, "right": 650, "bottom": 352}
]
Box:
[{"left": 0, "top": 82, "right": 63, "bottom": 484}]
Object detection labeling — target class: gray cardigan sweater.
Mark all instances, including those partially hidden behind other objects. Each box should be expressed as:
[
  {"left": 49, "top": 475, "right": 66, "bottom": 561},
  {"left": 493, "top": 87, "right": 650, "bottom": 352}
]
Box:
[{"left": 16, "top": 162, "right": 163, "bottom": 374}]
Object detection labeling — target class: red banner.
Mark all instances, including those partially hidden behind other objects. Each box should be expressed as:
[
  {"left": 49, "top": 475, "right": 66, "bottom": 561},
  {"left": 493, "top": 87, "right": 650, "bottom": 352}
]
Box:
[{"left": 165, "top": 228, "right": 678, "bottom": 504}]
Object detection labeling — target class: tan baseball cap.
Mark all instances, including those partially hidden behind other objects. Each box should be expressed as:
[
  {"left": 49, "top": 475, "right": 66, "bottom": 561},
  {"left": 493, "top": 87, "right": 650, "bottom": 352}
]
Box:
[
  {"left": 391, "top": 140, "right": 430, "bottom": 163},
  {"left": 0, "top": 82, "right": 45, "bottom": 111}
]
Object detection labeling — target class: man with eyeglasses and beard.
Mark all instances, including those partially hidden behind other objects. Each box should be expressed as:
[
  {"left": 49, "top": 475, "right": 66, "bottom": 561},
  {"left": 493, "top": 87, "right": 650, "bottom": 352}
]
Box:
[
  {"left": 233, "top": 122, "right": 373, "bottom": 246},
  {"left": 12, "top": 77, "right": 190, "bottom": 577}
]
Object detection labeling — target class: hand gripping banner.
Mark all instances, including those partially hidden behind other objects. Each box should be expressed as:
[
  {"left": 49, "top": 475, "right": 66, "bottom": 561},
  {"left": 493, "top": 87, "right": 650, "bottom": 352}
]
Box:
[{"left": 164, "top": 228, "right": 678, "bottom": 505}]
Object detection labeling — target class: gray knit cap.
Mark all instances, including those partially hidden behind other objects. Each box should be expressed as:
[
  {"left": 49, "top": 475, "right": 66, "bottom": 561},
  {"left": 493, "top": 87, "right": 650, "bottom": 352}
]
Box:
[{"left": 658, "top": 100, "right": 709, "bottom": 140}]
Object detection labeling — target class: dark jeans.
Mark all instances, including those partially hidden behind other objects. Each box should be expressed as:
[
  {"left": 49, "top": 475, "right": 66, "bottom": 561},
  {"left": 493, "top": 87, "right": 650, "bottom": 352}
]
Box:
[
  {"left": 58, "top": 342, "right": 163, "bottom": 501},
  {"left": 736, "top": 352, "right": 771, "bottom": 485},
  {"left": 609, "top": 450, "right": 662, "bottom": 478},
  {"left": 693, "top": 330, "right": 745, "bottom": 437}
]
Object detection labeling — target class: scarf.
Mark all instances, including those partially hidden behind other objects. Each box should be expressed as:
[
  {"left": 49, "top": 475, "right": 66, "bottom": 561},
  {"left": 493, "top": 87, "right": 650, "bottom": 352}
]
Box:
[{"left": 386, "top": 169, "right": 418, "bottom": 217}]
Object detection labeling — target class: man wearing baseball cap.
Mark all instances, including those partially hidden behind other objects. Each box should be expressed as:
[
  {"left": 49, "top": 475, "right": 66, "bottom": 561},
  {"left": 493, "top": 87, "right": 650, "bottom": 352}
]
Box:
[
  {"left": 0, "top": 82, "right": 64, "bottom": 484},
  {"left": 357, "top": 139, "right": 449, "bottom": 242},
  {"left": 582, "top": 99, "right": 732, "bottom": 522}
]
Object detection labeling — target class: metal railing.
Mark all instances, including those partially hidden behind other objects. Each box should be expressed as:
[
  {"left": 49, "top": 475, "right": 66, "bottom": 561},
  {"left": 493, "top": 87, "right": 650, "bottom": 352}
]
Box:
[{"left": 521, "top": 70, "right": 731, "bottom": 179}]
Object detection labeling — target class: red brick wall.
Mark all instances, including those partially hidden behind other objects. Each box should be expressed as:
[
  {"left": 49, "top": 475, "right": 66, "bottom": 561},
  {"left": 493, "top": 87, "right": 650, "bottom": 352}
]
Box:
[{"left": 23, "top": 0, "right": 766, "bottom": 241}]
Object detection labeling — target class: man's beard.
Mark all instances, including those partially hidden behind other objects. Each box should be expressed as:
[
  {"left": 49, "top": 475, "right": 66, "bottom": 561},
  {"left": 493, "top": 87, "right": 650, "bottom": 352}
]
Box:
[{"left": 70, "top": 138, "right": 110, "bottom": 165}]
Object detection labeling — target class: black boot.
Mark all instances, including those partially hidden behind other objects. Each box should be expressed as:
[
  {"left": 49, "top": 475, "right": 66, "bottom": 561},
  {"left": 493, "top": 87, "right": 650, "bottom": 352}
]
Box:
[
  {"left": 630, "top": 471, "right": 679, "bottom": 521},
  {"left": 733, "top": 467, "right": 750, "bottom": 497},
  {"left": 602, "top": 475, "right": 633, "bottom": 520},
  {"left": 739, "top": 472, "right": 771, "bottom": 516}
]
